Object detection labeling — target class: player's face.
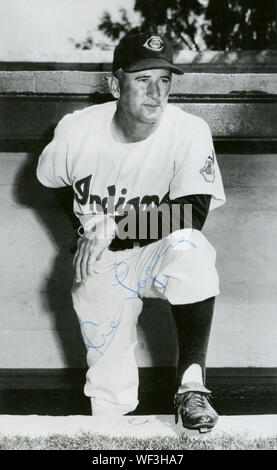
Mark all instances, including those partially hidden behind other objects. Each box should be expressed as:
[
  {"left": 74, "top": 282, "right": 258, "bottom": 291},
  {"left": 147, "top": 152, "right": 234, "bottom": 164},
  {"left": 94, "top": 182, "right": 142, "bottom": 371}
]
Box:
[{"left": 117, "top": 69, "right": 172, "bottom": 124}]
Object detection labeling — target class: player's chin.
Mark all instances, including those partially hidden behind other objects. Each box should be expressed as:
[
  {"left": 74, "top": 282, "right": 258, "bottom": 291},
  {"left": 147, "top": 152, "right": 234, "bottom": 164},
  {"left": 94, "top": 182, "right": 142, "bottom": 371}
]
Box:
[{"left": 141, "top": 105, "right": 163, "bottom": 122}]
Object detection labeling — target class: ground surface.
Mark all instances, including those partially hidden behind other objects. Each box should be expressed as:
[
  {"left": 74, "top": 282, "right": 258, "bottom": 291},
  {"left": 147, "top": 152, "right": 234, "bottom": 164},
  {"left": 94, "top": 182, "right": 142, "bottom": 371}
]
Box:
[{"left": 0, "top": 414, "right": 276, "bottom": 450}]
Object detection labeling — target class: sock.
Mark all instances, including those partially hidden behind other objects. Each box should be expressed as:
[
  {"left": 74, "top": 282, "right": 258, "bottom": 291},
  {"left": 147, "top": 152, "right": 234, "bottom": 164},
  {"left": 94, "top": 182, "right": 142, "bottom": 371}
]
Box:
[
  {"left": 171, "top": 296, "right": 215, "bottom": 388},
  {"left": 181, "top": 363, "right": 203, "bottom": 385}
]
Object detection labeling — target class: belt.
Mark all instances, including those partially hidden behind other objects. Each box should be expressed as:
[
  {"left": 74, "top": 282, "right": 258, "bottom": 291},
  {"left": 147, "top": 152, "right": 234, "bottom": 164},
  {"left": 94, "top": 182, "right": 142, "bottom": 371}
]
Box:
[{"left": 108, "top": 239, "right": 142, "bottom": 252}]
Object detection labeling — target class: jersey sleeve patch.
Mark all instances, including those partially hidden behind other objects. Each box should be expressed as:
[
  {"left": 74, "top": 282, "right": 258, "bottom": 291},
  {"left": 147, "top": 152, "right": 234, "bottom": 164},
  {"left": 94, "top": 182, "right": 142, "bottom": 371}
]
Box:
[{"left": 199, "top": 150, "right": 215, "bottom": 183}]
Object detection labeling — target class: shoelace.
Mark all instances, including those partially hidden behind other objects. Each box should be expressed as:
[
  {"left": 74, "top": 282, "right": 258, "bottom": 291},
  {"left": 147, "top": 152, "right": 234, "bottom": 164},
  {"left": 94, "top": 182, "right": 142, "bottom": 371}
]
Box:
[
  {"left": 175, "top": 392, "right": 210, "bottom": 412},
  {"left": 183, "top": 392, "right": 206, "bottom": 412},
  {"left": 175, "top": 391, "right": 217, "bottom": 427}
]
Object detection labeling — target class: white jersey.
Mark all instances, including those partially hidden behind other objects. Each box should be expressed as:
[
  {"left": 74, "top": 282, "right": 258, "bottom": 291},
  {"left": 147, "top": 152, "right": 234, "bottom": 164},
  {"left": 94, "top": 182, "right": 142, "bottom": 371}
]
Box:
[{"left": 37, "top": 101, "right": 226, "bottom": 227}]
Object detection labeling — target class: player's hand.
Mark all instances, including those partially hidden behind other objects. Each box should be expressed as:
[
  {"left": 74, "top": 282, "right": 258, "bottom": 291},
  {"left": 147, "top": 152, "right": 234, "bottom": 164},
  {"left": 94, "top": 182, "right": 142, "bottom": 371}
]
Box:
[
  {"left": 73, "top": 236, "right": 107, "bottom": 282},
  {"left": 73, "top": 217, "right": 116, "bottom": 283}
]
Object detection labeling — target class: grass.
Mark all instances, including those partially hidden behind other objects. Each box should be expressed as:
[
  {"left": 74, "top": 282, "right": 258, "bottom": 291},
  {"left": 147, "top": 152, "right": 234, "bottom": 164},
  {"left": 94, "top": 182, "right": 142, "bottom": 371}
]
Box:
[{"left": 0, "top": 432, "right": 277, "bottom": 450}]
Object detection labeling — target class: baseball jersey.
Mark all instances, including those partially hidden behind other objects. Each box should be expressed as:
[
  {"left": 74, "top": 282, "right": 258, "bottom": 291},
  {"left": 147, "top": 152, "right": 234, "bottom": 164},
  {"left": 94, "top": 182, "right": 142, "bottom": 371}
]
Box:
[{"left": 36, "top": 101, "right": 226, "bottom": 228}]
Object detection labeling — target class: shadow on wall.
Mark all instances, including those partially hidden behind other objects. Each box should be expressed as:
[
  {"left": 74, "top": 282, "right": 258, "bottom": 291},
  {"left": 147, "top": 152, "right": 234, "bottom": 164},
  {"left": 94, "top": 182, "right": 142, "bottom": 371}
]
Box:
[
  {"left": 11, "top": 129, "right": 178, "bottom": 371},
  {"left": 12, "top": 130, "right": 87, "bottom": 369}
]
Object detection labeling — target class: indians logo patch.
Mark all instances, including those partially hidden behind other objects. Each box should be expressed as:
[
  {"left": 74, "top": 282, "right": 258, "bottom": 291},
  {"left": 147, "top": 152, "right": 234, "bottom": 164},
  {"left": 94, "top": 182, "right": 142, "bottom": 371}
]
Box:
[
  {"left": 143, "top": 35, "right": 164, "bottom": 52},
  {"left": 200, "top": 151, "right": 215, "bottom": 183}
]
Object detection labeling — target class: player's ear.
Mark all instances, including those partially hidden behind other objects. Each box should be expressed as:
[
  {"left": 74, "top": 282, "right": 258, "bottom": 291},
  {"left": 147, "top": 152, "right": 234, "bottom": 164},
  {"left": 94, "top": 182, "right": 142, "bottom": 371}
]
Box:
[{"left": 108, "top": 73, "right": 120, "bottom": 99}]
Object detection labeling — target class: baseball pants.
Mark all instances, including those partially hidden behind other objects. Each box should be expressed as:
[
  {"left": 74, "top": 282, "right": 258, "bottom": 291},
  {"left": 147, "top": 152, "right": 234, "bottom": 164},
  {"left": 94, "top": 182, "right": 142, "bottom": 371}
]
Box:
[{"left": 71, "top": 228, "right": 220, "bottom": 415}]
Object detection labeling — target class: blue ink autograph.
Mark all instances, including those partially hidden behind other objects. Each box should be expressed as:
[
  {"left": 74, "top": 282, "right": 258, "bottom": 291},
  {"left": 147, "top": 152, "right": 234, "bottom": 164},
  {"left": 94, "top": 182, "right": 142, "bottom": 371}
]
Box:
[
  {"left": 113, "top": 229, "right": 197, "bottom": 300},
  {"left": 81, "top": 320, "right": 120, "bottom": 355}
]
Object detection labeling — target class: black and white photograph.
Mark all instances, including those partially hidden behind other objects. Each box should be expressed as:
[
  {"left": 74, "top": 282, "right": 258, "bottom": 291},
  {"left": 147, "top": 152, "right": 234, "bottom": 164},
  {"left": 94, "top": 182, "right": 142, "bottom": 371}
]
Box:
[{"left": 0, "top": 0, "right": 276, "bottom": 454}]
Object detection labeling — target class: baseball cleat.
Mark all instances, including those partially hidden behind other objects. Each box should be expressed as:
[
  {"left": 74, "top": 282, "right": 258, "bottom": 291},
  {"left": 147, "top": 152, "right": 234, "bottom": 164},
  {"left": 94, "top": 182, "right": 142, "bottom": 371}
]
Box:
[{"left": 174, "top": 382, "right": 218, "bottom": 433}]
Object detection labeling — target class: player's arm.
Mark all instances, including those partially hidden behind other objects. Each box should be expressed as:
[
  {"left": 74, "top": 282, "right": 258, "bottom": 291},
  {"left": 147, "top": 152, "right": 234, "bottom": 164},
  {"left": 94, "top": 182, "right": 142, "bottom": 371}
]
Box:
[
  {"left": 160, "top": 192, "right": 212, "bottom": 232},
  {"left": 73, "top": 214, "right": 117, "bottom": 283},
  {"left": 142, "top": 192, "right": 211, "bottom": 245},
  {"left": 54, "top": 192, "right": 117, "bottom": 277},
  {"left": 108, "top": 193, "right": 211, "bottom": 250},
  {"left": 36, "top": 114, "right": 116, "bottom": 282},
  {"left": 36, "top": 115, "right": 73, "bottom": 189}
]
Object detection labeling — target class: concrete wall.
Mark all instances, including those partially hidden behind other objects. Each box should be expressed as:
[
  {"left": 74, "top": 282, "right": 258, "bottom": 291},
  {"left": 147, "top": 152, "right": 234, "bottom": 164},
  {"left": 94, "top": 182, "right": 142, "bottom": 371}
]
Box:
[
  {"left": 1, "top": 52, "right": 277, "bottom": 73},
  {"left": 0, "top": 151, "right": 276, "bottom": 368},
  {"left": 0, "top": 71, "right": 276, "bottom": 370},
  {"left": 1, "top": 72, "right": 276, "bottom": 149}
]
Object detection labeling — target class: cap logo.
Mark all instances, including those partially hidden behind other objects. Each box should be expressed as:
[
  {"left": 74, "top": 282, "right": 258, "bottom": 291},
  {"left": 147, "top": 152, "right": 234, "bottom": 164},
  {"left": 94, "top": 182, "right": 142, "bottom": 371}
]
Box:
[{"left": 143, "top": 36, "right": 164, "bottom": 52}]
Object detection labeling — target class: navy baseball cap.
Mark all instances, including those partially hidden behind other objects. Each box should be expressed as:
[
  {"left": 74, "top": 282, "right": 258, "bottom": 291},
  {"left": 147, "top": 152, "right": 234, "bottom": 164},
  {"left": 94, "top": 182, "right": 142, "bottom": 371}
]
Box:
[{"left": 113, "top": 32, "right": 184, "bottom": 75}]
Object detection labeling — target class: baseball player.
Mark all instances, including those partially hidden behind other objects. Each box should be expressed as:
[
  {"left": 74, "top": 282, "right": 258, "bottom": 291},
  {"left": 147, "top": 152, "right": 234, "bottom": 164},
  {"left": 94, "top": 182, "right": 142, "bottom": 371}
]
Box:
[{"left": 37, "top": 32, "right": 226, "bottom": 432}]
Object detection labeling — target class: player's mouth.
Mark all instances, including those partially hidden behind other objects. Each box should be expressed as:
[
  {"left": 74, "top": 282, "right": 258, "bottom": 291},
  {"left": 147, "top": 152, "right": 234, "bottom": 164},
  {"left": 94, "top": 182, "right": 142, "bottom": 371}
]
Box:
[{"left": 143, "top": 103, "right": 161, "bottom": 109}]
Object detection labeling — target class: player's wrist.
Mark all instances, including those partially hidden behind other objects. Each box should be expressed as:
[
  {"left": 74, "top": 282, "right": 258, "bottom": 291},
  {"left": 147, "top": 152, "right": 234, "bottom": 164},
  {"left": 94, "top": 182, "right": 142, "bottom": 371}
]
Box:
[
  {"left": 94, "top": 215, "right": 117, "bottom": 240},
  {"left": 79, "top": 214, "right": 117, "bottom": 241}
]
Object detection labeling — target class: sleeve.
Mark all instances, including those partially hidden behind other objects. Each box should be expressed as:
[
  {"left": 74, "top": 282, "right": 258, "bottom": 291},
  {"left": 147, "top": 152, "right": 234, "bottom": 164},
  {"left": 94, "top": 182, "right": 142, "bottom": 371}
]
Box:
[
  {"left": 109, "top": 194, "right": 211, "bottom": 251},
  {"left": 169, "top": 118, "right": 226, "bottom": 210},
  {"left": 36, "top": 115, "right": 72, "bottom": 188},
  {"left": 169, "top": 193, "right": 211, "bottom": 231}
]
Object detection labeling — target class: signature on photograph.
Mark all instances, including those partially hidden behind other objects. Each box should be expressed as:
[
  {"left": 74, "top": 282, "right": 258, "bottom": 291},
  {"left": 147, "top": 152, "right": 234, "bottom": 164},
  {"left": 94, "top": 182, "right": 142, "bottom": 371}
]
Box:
[
  {"left": 113, "top": 229, "right": 197, "bottom": 300},
  {"left": 80, "top": 320, "right": 120, "bottom": 355}
]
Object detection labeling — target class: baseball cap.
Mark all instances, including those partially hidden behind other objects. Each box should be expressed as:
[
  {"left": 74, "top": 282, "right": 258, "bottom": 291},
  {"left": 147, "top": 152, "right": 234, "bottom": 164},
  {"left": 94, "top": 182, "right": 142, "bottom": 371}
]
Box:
[{"left": 113, "top": 32, "right": 184, "bottom": 75}]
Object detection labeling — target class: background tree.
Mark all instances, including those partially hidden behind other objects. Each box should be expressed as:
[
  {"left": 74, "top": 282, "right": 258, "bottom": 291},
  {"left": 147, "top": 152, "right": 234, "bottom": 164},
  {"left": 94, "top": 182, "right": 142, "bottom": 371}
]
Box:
[
  {"left": 98, "top": 0, "right": 206, "bottom": 51},
  {"left": 205, "top": 0, "right": 277, "bottom": 50},
  {"left": 97, "top": 0, "right": 276, "bottom": 51}
]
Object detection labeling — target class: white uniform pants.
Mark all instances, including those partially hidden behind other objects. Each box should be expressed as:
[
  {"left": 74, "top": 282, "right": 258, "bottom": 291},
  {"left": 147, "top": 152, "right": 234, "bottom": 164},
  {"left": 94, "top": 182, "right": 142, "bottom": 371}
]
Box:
[{"left": 71, "top": 228, "right": 220, "bottom": 415}]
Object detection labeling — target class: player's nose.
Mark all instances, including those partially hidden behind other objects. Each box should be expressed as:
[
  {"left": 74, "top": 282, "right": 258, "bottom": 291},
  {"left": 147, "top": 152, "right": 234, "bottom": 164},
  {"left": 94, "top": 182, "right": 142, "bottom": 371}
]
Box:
[{"left": 146, "top": 80, "right": 161, "bottom": 100}]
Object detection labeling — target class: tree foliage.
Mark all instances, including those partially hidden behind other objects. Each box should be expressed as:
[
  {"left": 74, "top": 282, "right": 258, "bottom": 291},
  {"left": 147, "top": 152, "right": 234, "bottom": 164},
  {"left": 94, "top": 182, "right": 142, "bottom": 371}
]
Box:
[
  {"left": 97, "top": 0, "right": 276, "bottom": 51},
  {"left": 205, "top": 0, "right": 277, "bottom": 50},
  {"left": 98, "top": 0, "right": 205, "bottom": 51}
]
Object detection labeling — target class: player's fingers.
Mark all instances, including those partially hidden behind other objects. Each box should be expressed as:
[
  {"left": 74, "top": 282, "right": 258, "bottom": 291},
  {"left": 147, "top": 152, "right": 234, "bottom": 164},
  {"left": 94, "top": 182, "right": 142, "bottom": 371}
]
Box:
[
  {"left": 95, "top": 244, "right": 106, "bottom": 262},
  {"left": 86, "top": 240, "right": 100, "bottom": 277},
  {"left": 73, "top": 240, "right": 81, "bottom": 277},
  {"left": 73, "top": 239, "right": 86, "bottom": 282},
  {"left": 80, "top": 239, "right": 94, "bottom": 281},
  {"left": 87, "top": 238, "right": 108, "bottom": 276},
  {"left": 87, "top": 253, "right": 97, "bottom": 277},
  {"left": 73, "top": 237, "right": 82, "bottom": 266}
]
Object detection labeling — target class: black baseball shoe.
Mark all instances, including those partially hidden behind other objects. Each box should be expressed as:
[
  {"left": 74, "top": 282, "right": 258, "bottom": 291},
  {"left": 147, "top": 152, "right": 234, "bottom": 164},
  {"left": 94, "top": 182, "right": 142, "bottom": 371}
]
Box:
[{"left": 174, "top": 382, "right": 218, "bottom": 433}]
